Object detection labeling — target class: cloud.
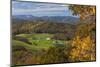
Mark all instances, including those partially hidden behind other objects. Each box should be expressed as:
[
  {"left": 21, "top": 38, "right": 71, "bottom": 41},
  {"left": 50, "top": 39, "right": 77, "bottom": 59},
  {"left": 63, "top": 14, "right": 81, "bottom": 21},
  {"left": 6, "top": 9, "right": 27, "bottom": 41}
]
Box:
[
  {"left": 12, "top": 1, "right": 72, "bottom": 16},
  {"left": 12, "top": 1, "right": 67, "bottom": 9}
]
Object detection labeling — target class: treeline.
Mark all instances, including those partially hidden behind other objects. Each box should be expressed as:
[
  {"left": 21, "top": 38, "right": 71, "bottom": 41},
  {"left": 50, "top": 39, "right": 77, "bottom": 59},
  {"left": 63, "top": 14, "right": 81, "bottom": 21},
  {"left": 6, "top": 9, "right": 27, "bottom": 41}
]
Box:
[{"left": 12, "top": 20, "right": 76, "bottom": 35}]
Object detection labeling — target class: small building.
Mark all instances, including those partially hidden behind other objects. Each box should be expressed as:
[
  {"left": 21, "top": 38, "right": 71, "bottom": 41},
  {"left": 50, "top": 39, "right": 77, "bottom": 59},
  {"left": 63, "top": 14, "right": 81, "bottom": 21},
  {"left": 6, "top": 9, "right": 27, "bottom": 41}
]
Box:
[{"left": 46, "top": 38, "right": 51, "bottom": 40}]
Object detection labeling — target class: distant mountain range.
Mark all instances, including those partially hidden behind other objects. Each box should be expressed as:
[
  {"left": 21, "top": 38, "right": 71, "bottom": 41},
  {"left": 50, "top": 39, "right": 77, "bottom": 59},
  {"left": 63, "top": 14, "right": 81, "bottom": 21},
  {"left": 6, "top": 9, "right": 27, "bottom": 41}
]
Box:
[{"left": 12, "top": 15, "right": 79, "bottom": 24}]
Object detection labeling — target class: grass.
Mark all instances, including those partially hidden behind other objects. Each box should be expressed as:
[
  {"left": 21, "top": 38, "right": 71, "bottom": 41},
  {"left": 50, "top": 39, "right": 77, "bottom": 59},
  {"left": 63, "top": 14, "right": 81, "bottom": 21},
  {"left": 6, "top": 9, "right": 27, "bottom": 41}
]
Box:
[
  {"left": 16, "top": 33, "right": 53, "bottom": 39},
  {"left": 12, "top": 40, "right": 36, "bottom": 52},
  {"left": 13, "top": 33, "right": 65, "bottom": 50}
]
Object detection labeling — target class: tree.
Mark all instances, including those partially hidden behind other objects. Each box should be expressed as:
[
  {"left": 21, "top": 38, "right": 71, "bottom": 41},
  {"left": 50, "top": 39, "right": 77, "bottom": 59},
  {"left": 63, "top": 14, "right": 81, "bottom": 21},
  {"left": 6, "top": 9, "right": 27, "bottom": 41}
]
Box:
[
  {"left": 68, "top": 5, "right": 96, "bottom": 62},
  {"left": 39, "top": 46, "right": 69, "bottom": 64},
  {"left": 69, "top": 5, "right": 96, "bottom": 20},
  {"left": 69, "top": 35, "right": 96, "bottom": 62}
]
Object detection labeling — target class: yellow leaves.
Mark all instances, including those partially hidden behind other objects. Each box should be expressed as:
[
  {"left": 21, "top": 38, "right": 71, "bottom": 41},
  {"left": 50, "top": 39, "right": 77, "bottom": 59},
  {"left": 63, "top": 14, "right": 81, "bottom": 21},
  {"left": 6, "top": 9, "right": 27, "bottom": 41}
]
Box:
[
  {"left": 69, "top": 35, "right": 96, "bottom": 61},
  {"left": 89, "top": 6, "right": 96, "bottom": 15},
  {"left": 72, "top": 36, "right": 80, "bottom": 46},
  {"left": 92, "top": 7, "right": 96, "bottom": 14},
  {"left": 82, "top": 36, "right": 92, "bottom": 50},
  {"left": 68, "top": 5, "right": 96, "bottom": 62}
]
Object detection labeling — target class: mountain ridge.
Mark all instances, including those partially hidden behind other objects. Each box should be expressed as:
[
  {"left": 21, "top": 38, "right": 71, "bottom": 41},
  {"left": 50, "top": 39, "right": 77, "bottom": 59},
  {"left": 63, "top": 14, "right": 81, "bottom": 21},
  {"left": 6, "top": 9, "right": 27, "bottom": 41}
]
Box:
[{"left": 12, "top": 15, "right": 79, "bottom": 24}]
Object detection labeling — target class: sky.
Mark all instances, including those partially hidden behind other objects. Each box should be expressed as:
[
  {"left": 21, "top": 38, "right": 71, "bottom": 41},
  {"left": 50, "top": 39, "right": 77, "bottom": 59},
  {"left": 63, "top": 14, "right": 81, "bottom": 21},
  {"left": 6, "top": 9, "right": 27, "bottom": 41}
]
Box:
[{"left": 12, "top": 1, "right": 78, "bottom": 17}]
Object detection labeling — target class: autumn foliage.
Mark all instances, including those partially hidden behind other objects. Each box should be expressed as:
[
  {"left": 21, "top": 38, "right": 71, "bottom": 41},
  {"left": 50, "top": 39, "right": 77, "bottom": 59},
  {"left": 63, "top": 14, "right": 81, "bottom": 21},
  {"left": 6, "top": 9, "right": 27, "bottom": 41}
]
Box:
[
  {"left": 69, "top": 35, "right": 96, "bottom": 62},
  {"left": 68, "top": 5, "right": 96, "bottom": 62},
  {"left": 69, "top": 5, "right": 96, "bottom": 20}
]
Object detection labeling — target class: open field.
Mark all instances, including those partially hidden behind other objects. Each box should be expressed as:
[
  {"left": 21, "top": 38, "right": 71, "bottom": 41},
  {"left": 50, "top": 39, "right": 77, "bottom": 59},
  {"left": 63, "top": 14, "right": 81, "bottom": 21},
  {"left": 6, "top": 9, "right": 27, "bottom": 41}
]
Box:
[{"left": 13, "top": 33, "right": 66, "bottom": 50}]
